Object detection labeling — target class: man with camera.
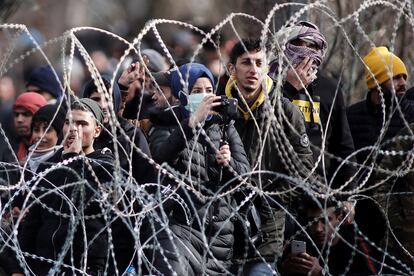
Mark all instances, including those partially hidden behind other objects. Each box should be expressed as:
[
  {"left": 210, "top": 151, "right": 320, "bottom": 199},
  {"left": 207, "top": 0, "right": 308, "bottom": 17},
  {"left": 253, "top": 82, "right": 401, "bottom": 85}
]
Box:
[{"left": 221, "top": 39, "right": 314, "bottom": 275}]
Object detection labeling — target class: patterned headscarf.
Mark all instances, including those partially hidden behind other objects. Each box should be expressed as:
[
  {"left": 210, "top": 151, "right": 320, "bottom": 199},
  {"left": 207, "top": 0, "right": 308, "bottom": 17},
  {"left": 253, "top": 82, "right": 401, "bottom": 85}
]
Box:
[{"left": 269, "top": 21, "right": 328, "bottom": 78}]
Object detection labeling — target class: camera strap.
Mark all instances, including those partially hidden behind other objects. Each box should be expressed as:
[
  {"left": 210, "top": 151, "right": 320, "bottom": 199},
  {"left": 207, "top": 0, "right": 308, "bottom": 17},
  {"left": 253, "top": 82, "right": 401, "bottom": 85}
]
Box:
[
  {"left": 250, "top": 204, "right": 262, "bottom": 232},
  {"left": 248, "top": 202, "right": 263, "bottom": 245}
]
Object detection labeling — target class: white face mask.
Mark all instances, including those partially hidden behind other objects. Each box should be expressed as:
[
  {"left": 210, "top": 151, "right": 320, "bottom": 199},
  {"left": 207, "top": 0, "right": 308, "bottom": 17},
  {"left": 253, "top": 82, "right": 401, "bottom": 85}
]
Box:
[{"left": 185, "top": 93, "right": 207, "bottom": 113}]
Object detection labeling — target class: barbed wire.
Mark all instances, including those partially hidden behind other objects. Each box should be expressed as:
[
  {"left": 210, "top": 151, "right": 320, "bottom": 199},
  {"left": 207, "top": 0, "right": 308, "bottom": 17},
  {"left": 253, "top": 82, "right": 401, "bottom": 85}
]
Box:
[{"left": 0, "top": 0, "right": 414, "bottom": 275}]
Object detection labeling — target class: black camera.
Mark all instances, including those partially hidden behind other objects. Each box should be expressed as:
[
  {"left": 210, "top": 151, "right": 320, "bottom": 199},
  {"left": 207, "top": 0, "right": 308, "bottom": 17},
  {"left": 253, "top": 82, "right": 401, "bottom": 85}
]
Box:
[{"left": 213, "top": 96, "right": 238, "bottom": 120}]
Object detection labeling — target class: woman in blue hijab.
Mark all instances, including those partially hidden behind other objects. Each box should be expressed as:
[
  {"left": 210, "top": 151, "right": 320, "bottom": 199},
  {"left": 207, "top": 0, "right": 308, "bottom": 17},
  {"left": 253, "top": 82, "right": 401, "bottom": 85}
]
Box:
[{"left": 144, "top": 63, "right": 250, "bottom": 275}]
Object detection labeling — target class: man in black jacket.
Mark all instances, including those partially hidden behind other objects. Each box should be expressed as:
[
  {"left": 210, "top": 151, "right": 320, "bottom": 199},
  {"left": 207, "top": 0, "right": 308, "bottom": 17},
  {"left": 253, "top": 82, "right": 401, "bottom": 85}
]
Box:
[
  {"left": 347, "top": 47, "right": 413, "bottom": 164},
  {"left": 280, "top": 199, "right": 379, "bottom": 275},
  {"left": 12, "top": 98, "right": 113, "bottom": 275},
  {"left": 82, "top": 75, "right": 156, "bottom": 274},
  {"left": 82, "top": 75, "right": 155, "bottom": 184},
  {"left": 222, "top": 39, "right": 314, "bottom": 275},
  {"left": 347, "top": 47, "right": 414, "bottom": 246},
  {"left": 270, "top": 21, "right": 357, "bottom": 195}
]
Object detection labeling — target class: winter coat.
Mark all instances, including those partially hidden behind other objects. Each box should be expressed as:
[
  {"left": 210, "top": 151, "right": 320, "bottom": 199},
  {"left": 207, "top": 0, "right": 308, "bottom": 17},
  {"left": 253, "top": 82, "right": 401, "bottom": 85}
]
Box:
[
  {"left": 347, "top": 92, "right": 414, "bottom": 254},
  {"left": 13, "top": 148, "right": 114, "bottom": 275},
  {"left": 94, "top": 116, "right": 156, "bottom": 184},
  {"left": 347, "top": 91, "right": 414, "bottom": 163},
  {"left": 284, "top": 73, "right": 357, "bottom": 191},
  {"left": 146, "top": 106, "right": 250, "bottom": 275},
  {"left": 94, "top": 116, "right": 156, "bottom": 273},
  {"left": 0, "top": 141, "right": 59, "bottom": 208},
  {"left": 223, "top": 77, "right": 314, "bottom": 263},
  {"left": 0, "top": 136, "right": 23, "bottom": 201}
]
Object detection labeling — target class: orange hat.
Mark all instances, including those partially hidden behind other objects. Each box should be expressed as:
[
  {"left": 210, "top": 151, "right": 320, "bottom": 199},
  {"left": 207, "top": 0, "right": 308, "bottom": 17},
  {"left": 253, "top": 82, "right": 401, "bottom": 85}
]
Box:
[{"left": 13, "top": 92, "right": 47, "bottom": 114}]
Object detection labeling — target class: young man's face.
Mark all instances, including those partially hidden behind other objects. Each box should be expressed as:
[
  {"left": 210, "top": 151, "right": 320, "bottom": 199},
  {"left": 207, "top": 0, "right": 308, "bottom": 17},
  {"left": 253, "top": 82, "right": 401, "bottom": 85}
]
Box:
[
  {"left": 14, "top": 107, "right": 33, "bottom": 138},
  {"left": 63, "top": 109, "right": 101, "bottom": 154},
  {"left": 89, "top": 91, "right": 109, "bottom": 124},
  {"left": 31, "top": 121, "right": 59, "bottom": 150},
  {"left": 307, "top": 207, "right": 341, "bottom": 249},
  {"left": 228, "top": 50, "right": 265, "bottom": 96}
]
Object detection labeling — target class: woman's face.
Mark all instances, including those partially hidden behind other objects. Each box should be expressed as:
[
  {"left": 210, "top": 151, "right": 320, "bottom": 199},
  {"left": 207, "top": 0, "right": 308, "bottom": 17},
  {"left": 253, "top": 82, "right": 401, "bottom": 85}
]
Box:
[
  {"left": 31, "top": 121, "right": 59, "bottom": 150},
  {"left": 190, "top": 77, "right": 213, "bottom": 95}
]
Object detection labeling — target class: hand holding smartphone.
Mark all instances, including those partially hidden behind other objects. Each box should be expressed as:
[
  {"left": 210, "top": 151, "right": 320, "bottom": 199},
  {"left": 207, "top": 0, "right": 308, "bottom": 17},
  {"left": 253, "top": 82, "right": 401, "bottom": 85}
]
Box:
[{"left": 291, "top": 240, "right": 306, "bottom": 254}]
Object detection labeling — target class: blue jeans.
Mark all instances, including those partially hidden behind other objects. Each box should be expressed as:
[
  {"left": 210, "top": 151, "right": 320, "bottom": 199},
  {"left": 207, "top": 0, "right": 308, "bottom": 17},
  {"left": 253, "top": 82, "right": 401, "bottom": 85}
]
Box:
[{"left": 242, "top": 261, "right": 278, "bottom": 276}]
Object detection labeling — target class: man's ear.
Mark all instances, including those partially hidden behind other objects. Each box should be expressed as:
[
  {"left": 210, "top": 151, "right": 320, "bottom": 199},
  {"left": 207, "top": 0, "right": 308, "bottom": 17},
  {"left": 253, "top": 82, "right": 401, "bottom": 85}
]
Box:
[
  {"left": 93, "top": 125, "right": 102, "bottom": 138},
  {"left": 228, "top": 63, "right": 236, "bottom": 76}
]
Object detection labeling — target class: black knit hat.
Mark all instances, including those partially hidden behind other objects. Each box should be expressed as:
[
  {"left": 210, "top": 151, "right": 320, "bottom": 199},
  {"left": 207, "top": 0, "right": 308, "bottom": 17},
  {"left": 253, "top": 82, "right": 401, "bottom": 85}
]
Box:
[
  {"left": 26, "top": 65, "right": 63, "bottom": 99},
  {"left": 31, "top": 104, "right": 67, "bottom": 143}
]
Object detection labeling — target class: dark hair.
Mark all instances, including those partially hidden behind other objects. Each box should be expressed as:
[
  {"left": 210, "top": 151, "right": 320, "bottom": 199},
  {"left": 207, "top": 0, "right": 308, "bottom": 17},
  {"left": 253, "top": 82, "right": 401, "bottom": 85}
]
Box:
[
  {"left": 303, "top": 196, "right": 344, "bottom": 217},
  {"left": 71, "top": 101, "right": 89, "bottom": 113},
  {"left": 82, "top": 75, "right": 122, "bottom": 114},
  {"left": 83, "top": 77, "right": 111, "bottom": 97},
  {"left": 31, "top": 104, "right": 66, "bottom": 144},
  {"left": 229, "top": 39, "right": 262, "bottom": 65}
]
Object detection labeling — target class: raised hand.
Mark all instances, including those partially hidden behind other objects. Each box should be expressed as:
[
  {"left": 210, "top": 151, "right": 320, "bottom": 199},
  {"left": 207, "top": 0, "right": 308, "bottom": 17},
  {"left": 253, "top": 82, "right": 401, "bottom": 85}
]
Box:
[
  {"left": 189, "top": 94, "right": 221, "bottom": 128},
  {"left": 64, "top": 125, "right": 83, "bottom": 154},
  {"left": 286, "top": 57, "right": 315, "bottom": 90},
  {"left": 118, "top": 61, "right": 146, "bottom": 88}
]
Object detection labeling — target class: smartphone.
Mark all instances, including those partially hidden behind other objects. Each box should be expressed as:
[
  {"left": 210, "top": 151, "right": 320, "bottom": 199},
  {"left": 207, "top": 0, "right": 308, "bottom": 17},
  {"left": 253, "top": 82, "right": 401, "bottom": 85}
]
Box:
[{"left": 291, "top": 240, "right": 306, "bottom": 254}]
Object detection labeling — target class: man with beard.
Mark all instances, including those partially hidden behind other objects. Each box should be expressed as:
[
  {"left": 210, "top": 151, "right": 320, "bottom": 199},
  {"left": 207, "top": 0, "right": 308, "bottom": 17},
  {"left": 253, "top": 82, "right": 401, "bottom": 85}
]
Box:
[
  {"left": 347, "top": 47, "right": 414, "bottom": 252},
  {"left": 347, "top": 47, "right": 412, "bottom": 164},
  {"left": 82, "top": 75, "right": 155, "bottom": 183},
  {"left": 82, "top": 75, "right": 156, "bottom": 274}
]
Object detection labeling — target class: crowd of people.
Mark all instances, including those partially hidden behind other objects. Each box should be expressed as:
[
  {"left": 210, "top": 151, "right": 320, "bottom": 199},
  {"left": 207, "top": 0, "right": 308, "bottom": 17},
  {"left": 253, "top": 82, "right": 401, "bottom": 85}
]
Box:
[{"left": 0, "top": 20, "right": 413, "bottom": 275}]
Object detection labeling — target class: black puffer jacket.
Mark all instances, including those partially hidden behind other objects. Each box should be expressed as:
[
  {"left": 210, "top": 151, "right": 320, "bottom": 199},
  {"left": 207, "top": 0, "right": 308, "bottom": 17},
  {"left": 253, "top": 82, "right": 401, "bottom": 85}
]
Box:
[
  {"left": 13, "top": 148, "right": 114, "bottom": 275},
  {"left": 148, "top": 106, "right": 180, "bottom": 161},
  {"left": 347, "top": 92, "right": 414, "bottom": 163},
  {"left": 146, "top": 106, "right": 250, "bottom": 275}
]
